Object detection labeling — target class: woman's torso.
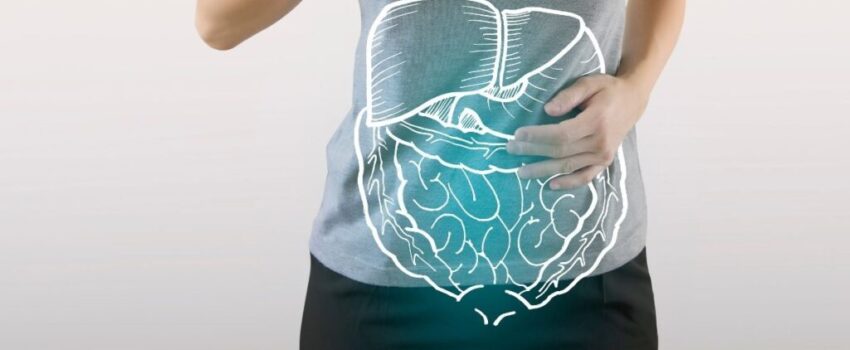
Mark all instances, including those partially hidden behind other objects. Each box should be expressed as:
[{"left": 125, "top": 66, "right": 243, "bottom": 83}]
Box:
[{"left": 308, "top": 0, "right": 648, "bottom": 296}]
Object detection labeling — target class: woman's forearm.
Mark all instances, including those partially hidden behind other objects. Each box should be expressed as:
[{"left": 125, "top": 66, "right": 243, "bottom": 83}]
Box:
[
  {"left": 617, "top": 0, "right": 686, "bottom": 102},
  {"left": 195, "top": 0, "right": 301, "bottom": 50}
]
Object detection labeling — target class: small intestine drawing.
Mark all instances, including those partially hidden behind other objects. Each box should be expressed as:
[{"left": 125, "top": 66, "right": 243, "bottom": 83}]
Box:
[{"left": 354, "top": 0, "right": 629, "bottom": 326}]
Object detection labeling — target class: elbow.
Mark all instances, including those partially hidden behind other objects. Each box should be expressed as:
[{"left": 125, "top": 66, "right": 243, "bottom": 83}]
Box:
[{"left": 195, "top": 16, "right": 241, "bottom": 51}]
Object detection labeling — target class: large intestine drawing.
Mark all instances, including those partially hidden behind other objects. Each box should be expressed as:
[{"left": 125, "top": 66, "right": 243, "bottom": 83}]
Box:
[{"left": 354, "top": 0, "right": 629, "bottom": 326}]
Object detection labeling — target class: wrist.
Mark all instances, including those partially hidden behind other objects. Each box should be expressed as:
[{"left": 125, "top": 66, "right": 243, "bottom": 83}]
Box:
[
  {"left": 615, "top": 71, "right": 655, "bottom": 124},
  {"left": 617, "top": 70, "right": 655, "bottom": 102}
]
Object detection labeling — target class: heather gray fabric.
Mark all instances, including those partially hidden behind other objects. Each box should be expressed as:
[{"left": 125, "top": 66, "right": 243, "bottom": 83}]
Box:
[{"left": 308, "top": 0, "right": 647, "bottom": 287}]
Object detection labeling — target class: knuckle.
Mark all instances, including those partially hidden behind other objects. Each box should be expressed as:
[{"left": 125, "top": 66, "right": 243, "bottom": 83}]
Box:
[
  {"left": 511, "top": 142, "right": 523, "bottom": 154},
  {"left": 596, "top": 114, "right": 610, "bottom": 129},
  {"left": 574, "top": 77, "right": 590, "bottom": 88},
  {"left": 590, "top": 114, "right": 606, "bottom": 128},
  {"left": 559, "top": 160, "right": 573, "bottom": 174},
  {"left": 585, "top": 74, "right": 607, "bottom": 87},
  {"left": 555, "top": 145, "right": 569, "bottom": 158},
  {"left": 601, "top": 150, "right": 616, "bottom": 163},
  {"left": 594, "top": 135, "right": 608, "bottom": 149},
  {"left": 557, "top": 128, "right": 571, "bottom": 142},
  {"left": 581, "top": 74, "right": 599, "bottom": 83},
  {"left": 600, "top": 105, "right": 615, "bottom": 117}
]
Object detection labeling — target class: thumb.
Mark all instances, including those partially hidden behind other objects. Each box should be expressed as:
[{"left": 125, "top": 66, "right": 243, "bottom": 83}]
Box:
[{"left": 544, "top": 74, "right": 606, "bottom": 117}]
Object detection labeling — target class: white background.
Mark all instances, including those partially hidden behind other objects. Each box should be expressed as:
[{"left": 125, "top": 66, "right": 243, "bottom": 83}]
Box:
[{"left": 1, "top": 1, "right": 848, "bottom": 349}]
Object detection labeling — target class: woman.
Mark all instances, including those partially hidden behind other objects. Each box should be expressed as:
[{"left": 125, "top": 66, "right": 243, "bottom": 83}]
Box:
[{"left": 196, "top": 0, "right": 685, "bottom": 348}]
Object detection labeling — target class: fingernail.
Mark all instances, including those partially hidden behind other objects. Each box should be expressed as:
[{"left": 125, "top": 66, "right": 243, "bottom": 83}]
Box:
[{"left": 550, "top": 182, "right": 560, "bottom": 190}]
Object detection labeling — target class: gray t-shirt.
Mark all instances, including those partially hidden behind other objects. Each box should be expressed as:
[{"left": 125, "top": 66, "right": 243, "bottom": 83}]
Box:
[{"left": 308, "top": 0, "right": 647, "bottom": 290}]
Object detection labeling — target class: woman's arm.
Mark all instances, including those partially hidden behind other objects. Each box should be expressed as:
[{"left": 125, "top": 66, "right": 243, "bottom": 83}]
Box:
[
  {"left": 618, "top": 0, "right": 687, "bottom": 102},
  {"left": 195, "top": 0, "right": 302, "bottom": 50},
  {"left": 506, "top": 0, "right": 686, "bottom": 189}
]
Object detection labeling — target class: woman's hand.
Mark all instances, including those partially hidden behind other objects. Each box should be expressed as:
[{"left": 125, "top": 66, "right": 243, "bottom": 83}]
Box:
[
  {"left": 195, "top": 0, "right": 302, "bottom": 50},
  {"left": 506, "top": 74, "right": 650, "bottom": 190}
]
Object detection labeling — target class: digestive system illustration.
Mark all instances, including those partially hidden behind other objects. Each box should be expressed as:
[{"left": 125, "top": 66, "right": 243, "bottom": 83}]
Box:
[{"left": 354, "top": 0, "right": 629, "bottom": 326}]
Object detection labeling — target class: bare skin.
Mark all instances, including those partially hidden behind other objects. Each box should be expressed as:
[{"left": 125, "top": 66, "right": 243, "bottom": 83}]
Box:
[
  {"left": 507, "top": 0, "right": 687, "bottom": 190},
  {"left": 195, "top": 0, "right": 686, "bottom": 189},
  {"left": 195, "top": 0, "right": 301, "bottom": 50}
]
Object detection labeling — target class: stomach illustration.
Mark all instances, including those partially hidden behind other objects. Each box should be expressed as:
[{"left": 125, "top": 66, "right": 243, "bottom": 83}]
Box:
[{"left": 353, "top": 0, "right": 629, "bottom": 326}]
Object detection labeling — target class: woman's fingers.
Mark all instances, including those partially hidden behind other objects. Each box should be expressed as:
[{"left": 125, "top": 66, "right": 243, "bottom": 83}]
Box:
[
  {"left": 544, "top": 74, "right": 610, "bottom": 116},
  {"left": 517, "top": 152, "right": 602, "bottom": 179},
  {"left": 513, "top": 113, "right": 596, "bottom": 145},
  {"left": 507, "top": 134, "right": 596, "bottom": 158},
  {"left": 506, "top": 74, "right": 626, "bottom": 190},
  {"left": 513, "top": 123, "right": 573, "bottom": 144},
  {"left": 548, "top": 164, "right": 607, "bottom": 190}
]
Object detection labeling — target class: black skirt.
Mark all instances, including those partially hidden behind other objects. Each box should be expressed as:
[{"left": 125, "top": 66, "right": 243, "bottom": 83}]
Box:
[{"left": 300, "top": 248, "right": 658, "bottom": 350}]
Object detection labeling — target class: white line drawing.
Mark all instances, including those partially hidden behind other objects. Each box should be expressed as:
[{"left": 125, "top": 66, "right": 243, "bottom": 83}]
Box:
[{"left": 354, "top": 0, "right": 629, "bottom": 326}]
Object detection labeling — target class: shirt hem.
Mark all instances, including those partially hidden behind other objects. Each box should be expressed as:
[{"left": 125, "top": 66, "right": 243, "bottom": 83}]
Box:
[{"left": 307, "top": 222, "right": 647, "bottom": 288}]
